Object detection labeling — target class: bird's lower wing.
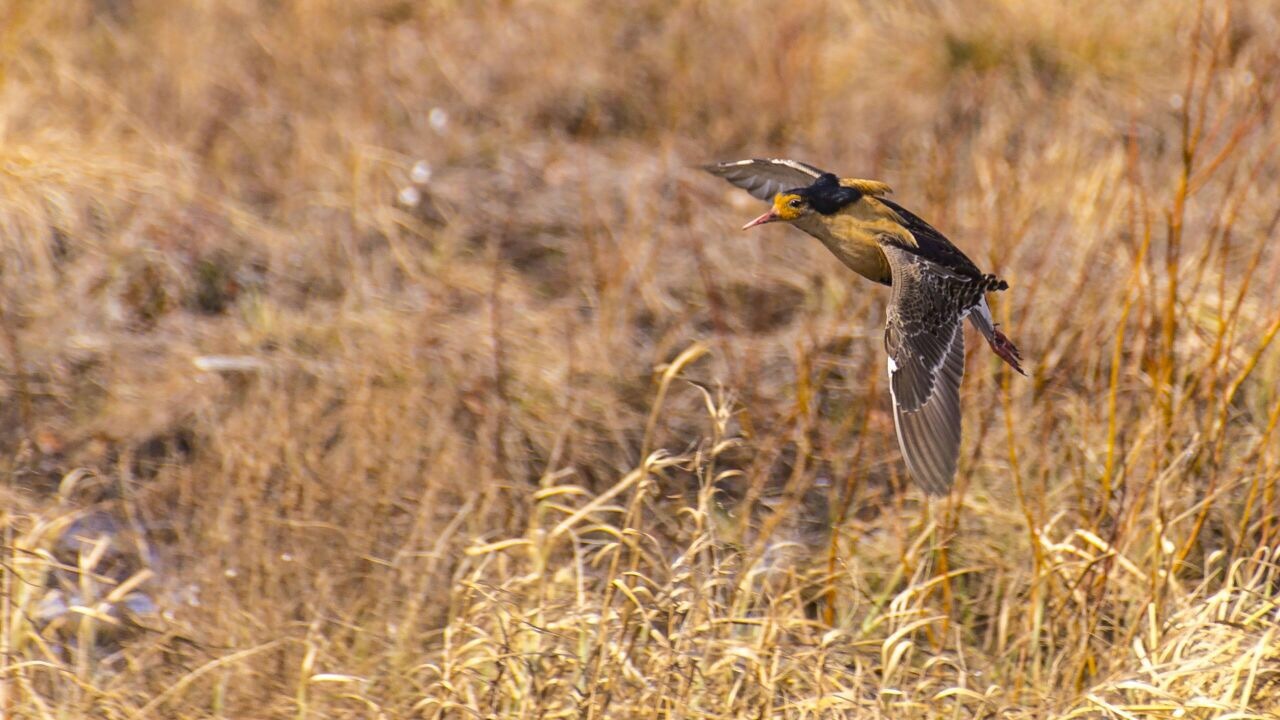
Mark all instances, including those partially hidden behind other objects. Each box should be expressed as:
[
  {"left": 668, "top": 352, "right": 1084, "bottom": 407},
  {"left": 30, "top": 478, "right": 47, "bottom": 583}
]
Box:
[
  {"left": 881, "top": 243, "right": 975, "bottom": 495},
  {"left": 702, "top": 158, "right": 827, "bottom": 201},
  {"left": 887, "top": 323, "right": 965, "bottom": 495}
]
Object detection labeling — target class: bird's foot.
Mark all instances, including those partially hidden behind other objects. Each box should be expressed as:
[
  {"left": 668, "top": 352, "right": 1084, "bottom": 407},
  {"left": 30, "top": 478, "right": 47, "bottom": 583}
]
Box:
[{"left": 988, "top": 328, "right": 1026, "bottom": 376}]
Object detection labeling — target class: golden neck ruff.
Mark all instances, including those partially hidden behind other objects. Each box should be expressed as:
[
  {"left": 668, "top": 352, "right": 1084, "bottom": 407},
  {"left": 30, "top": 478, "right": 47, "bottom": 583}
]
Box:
[{"left": 793, "top": 197, "right": 910, "bottom": 285}]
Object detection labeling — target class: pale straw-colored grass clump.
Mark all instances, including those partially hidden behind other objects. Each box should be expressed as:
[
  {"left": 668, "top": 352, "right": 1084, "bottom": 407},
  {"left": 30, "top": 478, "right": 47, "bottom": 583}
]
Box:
[{"left": 1, "top": 0, "right": 1278, "bottom": 717}]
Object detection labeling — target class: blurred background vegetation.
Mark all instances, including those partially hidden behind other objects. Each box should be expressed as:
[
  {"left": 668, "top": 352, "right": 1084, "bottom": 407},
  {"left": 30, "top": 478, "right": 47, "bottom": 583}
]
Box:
[{"left": 0, "top": 0, "right": 1278, "bottom": 717}]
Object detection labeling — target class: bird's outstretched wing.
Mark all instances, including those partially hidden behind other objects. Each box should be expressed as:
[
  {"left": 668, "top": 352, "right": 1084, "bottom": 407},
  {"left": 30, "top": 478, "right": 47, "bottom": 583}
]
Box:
[
  {"left": 879, "top": 240, "right": 990, "bottom": 495},
  {"left": 703, "top": 158, "right": 829, "bottom": 201}
]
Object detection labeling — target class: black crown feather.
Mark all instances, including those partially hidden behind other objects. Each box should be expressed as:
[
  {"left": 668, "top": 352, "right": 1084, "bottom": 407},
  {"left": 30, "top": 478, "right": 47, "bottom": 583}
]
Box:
[{"left": 790, "top": 173, "right": 862, "bottom": 215}]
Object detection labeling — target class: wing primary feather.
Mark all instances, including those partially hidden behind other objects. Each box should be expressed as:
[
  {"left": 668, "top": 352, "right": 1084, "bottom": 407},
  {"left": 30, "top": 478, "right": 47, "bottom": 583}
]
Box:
[
  {"left": 887, "top": 315, "right": 966, "bottom": 495},
  {"left": 703, "top": 159, "right": 829, "bottom": 202}
]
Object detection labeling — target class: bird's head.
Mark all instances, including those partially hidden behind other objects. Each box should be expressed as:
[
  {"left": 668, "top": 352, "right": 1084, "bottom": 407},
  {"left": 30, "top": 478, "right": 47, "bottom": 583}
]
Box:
[
  {"left": 741, "top": 173, "right": 863, "bottom": 230},
  {"left": 742, "top": 191, "right": 808, "bottom": 229}
]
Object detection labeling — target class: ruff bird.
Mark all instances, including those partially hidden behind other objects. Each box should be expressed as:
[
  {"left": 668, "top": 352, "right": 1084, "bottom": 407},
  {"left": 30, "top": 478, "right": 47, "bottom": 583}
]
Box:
[{"left": 706, "top": 158, "right": 1024, "bottom": 494}]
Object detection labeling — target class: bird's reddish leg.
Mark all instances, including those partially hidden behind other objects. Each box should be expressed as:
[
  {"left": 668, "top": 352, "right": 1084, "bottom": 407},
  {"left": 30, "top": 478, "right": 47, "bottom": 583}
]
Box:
[{"left": 987, "top": 327, "right": 1026, "bottom": 376}]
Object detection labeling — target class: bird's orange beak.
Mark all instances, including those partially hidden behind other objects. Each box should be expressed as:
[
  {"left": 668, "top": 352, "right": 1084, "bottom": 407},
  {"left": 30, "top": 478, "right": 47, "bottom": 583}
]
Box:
[{"left": 742, "top": 210, "right": 778, "bottom": 230}]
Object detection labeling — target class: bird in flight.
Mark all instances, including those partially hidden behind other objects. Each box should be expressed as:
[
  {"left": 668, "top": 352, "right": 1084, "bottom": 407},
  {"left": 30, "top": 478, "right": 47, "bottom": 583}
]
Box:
[{"left": 705, "top": 158, "right": 1025, "bottom": 494}]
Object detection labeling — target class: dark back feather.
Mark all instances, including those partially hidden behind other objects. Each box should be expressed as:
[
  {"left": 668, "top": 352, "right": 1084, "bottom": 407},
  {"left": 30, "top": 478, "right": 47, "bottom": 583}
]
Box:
[{"left": 878, "top": 198, "right": 986, "bottom": 281}]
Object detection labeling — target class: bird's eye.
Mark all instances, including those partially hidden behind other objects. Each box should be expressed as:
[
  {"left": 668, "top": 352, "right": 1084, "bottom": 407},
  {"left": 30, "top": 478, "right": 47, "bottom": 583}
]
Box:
[{"left": 788, "top": 198, "right": 803, "bottom": 209}]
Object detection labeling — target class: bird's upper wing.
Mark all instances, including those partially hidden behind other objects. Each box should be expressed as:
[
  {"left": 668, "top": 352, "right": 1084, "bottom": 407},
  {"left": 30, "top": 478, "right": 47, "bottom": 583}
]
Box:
[
  {"left": 879, "top": 239, "right": 990, "bottom": 495},
  {"left": 703, "top": 158, "right": 829, "bottom": 201}
]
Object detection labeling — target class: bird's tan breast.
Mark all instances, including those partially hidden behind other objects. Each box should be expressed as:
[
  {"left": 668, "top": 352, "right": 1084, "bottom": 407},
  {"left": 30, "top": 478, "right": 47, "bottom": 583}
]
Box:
[{"left": 795, "top": 209, "right": 904, "bottom": 285}]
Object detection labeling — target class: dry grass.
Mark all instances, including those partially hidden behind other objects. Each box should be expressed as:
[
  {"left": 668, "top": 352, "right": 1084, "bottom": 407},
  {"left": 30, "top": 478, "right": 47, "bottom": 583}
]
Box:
[{"left": 1, "top": 0, "right": 1279, "bottom": 717}]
